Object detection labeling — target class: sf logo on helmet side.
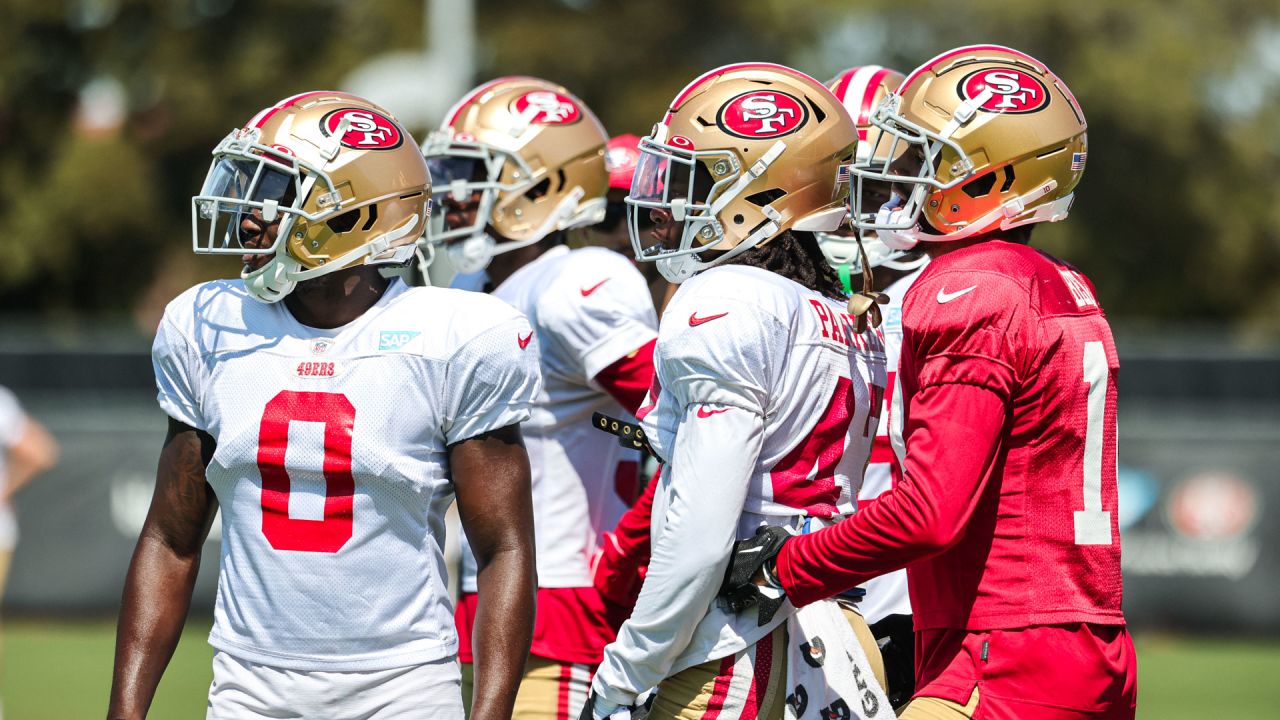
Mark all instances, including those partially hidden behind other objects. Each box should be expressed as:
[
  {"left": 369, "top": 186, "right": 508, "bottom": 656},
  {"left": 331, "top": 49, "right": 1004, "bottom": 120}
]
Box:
[
  {"left": 958, "top": 68, "right": 1051, "bottom": 114},
  {"left": 717, "top": 90, "right": 810, "bottom": 139},
  {"left": 513, "top": 90, "right": 582, "bottom": 125},
  {"left": 321, "top": 108, "right": 405, "bottom": 149}
]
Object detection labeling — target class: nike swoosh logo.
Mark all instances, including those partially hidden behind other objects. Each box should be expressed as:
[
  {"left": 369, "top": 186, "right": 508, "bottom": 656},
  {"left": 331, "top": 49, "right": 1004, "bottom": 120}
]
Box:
[
  {"left": 518, "top": 332, "right": 533, "bottom": 349},
  {"left": 696, "top": 407, "right": 729, "bottom": 418},
  {"left": 580, "top": 279, "right": 610, "bottom": 297},
  {"left": 688, "top": 311, "right": 729, "bottom": 327},
  {"left": 936, "top": 285, "right": 977, "bottom": 303}
]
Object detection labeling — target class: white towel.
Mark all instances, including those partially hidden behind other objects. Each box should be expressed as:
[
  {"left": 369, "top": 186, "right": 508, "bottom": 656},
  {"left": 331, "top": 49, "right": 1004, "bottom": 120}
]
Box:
[{"left": 784, "top": 601, "right": 894, "bottom": 720}]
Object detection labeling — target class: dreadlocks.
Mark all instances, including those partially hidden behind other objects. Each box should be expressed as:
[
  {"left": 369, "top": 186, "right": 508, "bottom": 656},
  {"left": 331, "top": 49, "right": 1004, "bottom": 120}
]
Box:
[{"left": 725, "top": 230, "right": 848, "bottom": 302}]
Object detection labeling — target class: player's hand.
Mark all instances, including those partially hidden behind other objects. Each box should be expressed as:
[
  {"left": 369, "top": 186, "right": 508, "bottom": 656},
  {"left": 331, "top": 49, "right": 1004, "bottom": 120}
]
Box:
[
  {"left": 579, "top": 692, "right": 630, "bottom": 720},
  {"left": 717, "top": 524, "right": 791, "bottom": 626}
]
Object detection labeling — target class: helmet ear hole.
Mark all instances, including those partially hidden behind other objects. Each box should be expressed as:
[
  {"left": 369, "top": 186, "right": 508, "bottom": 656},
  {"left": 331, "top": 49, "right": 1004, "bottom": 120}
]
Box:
[
  {"left": 360, "top": 203, "right": 378, "bottom": 232},
  {"left": 961, "top": 172, "right": 998, "bottom": 199},
  {"left": 803, "top": 96, "right": 827, "bottom": 122},
  {"left": 999, "top": 165, "right": 1016, "bottom": 193},
  {"left": 327, "top": 209, "right": 361, "bottom": 233},
  {"left": 524, "top": 178, "right": 551, "bottom": 200},
  {"left": 745, "top": 188, "right": 785, "bottom": 206}
]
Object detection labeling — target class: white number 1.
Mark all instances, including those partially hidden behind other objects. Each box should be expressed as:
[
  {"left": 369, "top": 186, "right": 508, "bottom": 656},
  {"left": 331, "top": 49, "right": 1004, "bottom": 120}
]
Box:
[{"left": 1075, "top": 341, "right": 1113, "bottom": 545}]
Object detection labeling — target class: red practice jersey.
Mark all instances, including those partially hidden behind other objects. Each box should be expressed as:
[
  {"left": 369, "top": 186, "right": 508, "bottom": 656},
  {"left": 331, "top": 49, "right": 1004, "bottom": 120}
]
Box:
[
  {"left": 777, "top": 239, "right": 1124, "bottom": 632},
  {"left": 898, "top": 239, "right": 1123, "bottom": 629}
]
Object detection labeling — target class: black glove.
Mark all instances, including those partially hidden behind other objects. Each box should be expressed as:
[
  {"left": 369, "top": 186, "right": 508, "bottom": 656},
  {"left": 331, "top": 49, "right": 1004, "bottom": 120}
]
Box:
[
  {"left": 869, "top": 613, "right": 916, "bottom": 709},
  {"left": 579, "top": 692, "right": 630, "bottom": 720},
  {"left": 717, "top": 524, "right": 792, "bottom": 626}
]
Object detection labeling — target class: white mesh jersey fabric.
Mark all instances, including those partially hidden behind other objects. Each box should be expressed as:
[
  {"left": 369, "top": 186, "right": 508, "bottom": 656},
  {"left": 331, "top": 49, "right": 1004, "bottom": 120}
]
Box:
[
  {"left": 856, "top": 266, "right": 926, "bottom": 624},
  {"left": 208, "top": 650, "right": 464, "bottom": 719},
  {"left": 0, "top": 385, "right": 25, "bottom": 549},
  {"left": 152, "top": 279, "right": 540, "bottom": 671},
  {"left": 460, "top": 246, "right": 658, "bottom": 591},
  {"left": 633, "top": 264, "right": 887, "bottom": 671},
  {"left": 0, "top": 385, "right": 25, "bottom": 449}
]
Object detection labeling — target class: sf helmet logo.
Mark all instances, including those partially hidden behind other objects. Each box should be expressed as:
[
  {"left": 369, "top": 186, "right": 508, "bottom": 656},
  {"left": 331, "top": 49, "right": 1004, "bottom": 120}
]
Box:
[
  {"left": 321, "top": 108, "right": 404, "bottom": 149},
  {"left": 513, "top": 90, "right": 582, "bottom": 125},
  {"left": 958, "top": 68, "right": 1050, "bottom": 114},
  {"left": 718, "top": 90, "right": 809, "bottom": 139}
]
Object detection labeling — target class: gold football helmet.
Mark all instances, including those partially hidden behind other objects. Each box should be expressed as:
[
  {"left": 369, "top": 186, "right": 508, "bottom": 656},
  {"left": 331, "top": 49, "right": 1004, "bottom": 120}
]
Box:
[
  {"left": 192, "top": 91, "right": 430, "bottom": 302},
  {"left": 420, "top": 76, "right": 608, "bottom": 285},
  {"left": 627, "top": 62, "right": 857, "bottom": 283},
  {"left": 816, "top": 65, "right": 927, "bottom": 285},
  {"left": 849, "top": 45, "right": 1088, "bottom": 250}
]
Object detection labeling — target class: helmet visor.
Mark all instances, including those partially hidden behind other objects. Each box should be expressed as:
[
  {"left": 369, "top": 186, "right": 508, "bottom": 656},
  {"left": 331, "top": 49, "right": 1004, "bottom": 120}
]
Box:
[
  {"left": 426, "top": 155, "right": 484, "bottom": 189},
  {"left": 421, "top": 132, "right": 536, "bottom": 247},
  {"left": 625, "top": 138, "right": 730, "bottom": 263},
  {"left": 193, "top": 156, "right": 302, "bottom": 255}
]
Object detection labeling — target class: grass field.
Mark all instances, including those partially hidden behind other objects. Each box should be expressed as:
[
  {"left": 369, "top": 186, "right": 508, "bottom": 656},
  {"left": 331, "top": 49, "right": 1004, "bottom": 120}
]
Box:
[{"left": 3, "top": 620, "right": 1279, "bottom": 719}]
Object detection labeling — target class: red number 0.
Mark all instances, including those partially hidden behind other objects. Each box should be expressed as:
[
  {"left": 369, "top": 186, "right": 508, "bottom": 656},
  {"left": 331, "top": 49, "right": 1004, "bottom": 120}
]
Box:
[{"left": 257, "top": 390, "right": 356, "bottom": 553}]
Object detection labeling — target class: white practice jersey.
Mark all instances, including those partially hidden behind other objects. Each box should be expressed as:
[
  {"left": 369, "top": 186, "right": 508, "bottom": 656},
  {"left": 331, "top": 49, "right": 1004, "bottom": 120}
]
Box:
[
  {"left": 596, "top": 265, "right": 886, "bottom": 698},
  {"left": 0, "top": 385, "right": 26, "bottom": 549},
  {"left": 856, "top": 266, "right": 926, "bottom": 624},
  {"left": 460, "top": 245, "right": 658, "bottom": 591},
  {"left": 153, "top": 279, "right": 540, "bottom": 671}
]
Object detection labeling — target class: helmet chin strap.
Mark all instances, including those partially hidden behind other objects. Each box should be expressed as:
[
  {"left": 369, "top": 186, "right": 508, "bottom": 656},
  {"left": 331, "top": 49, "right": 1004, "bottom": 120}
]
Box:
[
  {"left": 657, "top": 203, "right": 783, "bottom": 284},
  {"left": 418, "top": 188, "right": 590, "bottom": 287},
  {"left": 418, "top": 232, "right": 495, "bottom": 288},
  {"left": 240, "top": 214, "right": 422, "bottom": 303},
  {"left": 289, "top": 214, "right": 422, "bottom": 282},
  {"left": 877, "top": 181, "right": 1069, "bottom": 248},
  {"left": 874, "top": 194, "right": 922, "bottom": 251},
  {"left": 242, "top": 256, "right": 299, "bottom": 303}
]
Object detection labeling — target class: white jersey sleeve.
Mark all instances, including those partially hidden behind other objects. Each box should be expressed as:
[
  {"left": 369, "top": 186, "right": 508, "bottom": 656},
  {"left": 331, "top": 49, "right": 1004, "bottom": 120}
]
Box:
[
  {"left": 594, "top": 403, "right": 763, "bottom": 706},
  {"left": 535, "top": 250, "right": 658, "bottom": 382},
  {"left": 442, "top": 316, "right": 541, "bottom": 445},
  {"left": 152, "top": 310, "right": 209, "bottom": 430},
  {"left": 0, "top": 385, "right": 26, "bottom": 448}
]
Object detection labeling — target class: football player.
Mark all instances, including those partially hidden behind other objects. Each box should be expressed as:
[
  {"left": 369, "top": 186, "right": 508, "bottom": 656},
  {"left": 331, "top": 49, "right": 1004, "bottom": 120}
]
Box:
[
  {"left": 818, "top": 64, "right": 929, "bottom": 708},
  {"left": 584, "top": 63, "right": 892, "bottom": 720},
  {"left": 722, "top": 46, "right": 1138, "bottom": 719},
  {"left": 108, "top": 92, "right": 540, "bottom": 720},
  {"left": 421, "top": 77, "right": 659, "bottom": 720},
  {"left": 0, "top": 384, "right": 59, "bottom": 600}
]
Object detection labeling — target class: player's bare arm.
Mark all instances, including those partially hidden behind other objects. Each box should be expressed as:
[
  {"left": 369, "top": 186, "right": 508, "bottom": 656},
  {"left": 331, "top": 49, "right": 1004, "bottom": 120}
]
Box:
[
  {"left": 452, "top": 423, "right": 536, "bottom": 720},
  {"left": 1, "top": 415, "right": 59, "bottom": 503},
  {"left": 108, "top": 417, "right": 217, "bottom": 720}
]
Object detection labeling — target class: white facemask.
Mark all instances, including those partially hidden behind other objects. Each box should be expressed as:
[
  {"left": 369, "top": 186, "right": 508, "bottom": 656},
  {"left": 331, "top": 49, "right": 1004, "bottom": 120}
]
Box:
[
  {"left": 447, "top": 233, "right": 496, "bottom": 275},
  {"left": 422, "top": 233, "right": 497, "bottom": 288}
]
